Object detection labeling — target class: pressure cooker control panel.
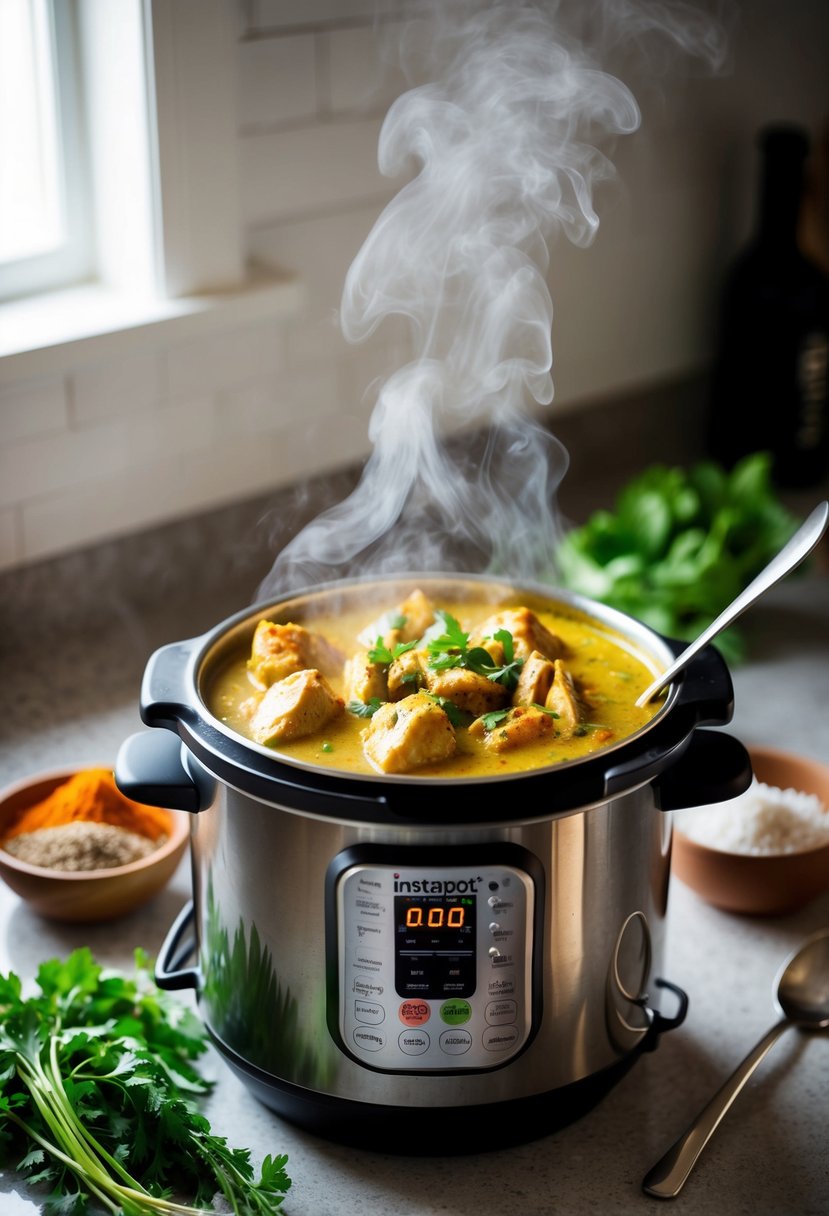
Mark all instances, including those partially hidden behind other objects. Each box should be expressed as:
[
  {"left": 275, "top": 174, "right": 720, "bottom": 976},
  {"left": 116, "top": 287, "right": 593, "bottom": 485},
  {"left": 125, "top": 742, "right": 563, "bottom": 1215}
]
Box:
[{"left": 327, "top": 845, "right": 542, "bottom": 1073}]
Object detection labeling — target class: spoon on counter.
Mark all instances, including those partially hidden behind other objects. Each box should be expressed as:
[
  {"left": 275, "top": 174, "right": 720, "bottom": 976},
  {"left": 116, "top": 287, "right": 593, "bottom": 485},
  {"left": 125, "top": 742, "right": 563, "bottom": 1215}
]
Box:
[
  {"left": 635, "top": 500, "right": 829, "bottom": 707},
  {"left": 642, "top": 927, "right": 829, "bottom": 1199}
]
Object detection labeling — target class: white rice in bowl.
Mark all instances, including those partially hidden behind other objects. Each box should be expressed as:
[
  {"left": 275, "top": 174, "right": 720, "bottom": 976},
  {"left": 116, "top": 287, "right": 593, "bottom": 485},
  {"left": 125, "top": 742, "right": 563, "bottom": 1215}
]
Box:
[{"left": 675, "top": 780, "right": 829, "bottom": 856}]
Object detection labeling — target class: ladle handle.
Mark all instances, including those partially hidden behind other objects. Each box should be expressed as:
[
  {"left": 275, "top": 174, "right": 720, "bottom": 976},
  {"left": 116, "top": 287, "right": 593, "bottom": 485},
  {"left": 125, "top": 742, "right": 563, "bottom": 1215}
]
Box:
[
  {"left": 636, "top": 500, "right": 829, "bottom": 707},
  {"left": 642, "top": 1017, "right": 791, "bottom": 1198}
]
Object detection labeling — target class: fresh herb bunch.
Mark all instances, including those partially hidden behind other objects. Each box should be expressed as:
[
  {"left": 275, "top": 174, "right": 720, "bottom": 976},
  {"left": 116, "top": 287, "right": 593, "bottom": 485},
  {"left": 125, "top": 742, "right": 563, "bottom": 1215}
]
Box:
[
  {"left": 425, "top": 611, "right": 524, "bottom": 690},
  {"left": 555, "top": 452, "right": 801, "bottom": 662},
  {"left": 0, "top": 947, "right": 290, "bottom": 1216}
]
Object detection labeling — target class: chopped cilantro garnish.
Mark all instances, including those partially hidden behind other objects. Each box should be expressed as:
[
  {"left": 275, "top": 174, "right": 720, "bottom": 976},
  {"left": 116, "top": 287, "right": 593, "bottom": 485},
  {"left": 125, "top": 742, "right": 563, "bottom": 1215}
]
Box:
[
  {"left": 423, "top": 693, "right": 468, "bottom": 727},
  {"left": 347, "top": 697, "right": 383, "bottom": 718},
  {"left": 478, "top": 708, "right": 512, "bottom": 732},
  {"left": 367, "top": 637, "right": 419, "bottom": 665},
  {"left": 425, "top": 611, "right": 524, "bottom": 690}
]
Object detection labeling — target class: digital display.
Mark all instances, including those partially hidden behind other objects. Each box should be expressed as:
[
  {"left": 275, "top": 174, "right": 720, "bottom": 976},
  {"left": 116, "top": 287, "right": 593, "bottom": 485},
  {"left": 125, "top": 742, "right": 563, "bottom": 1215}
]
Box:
[{"left": 394, "top": 894, "right": 477, "bottom": 999}]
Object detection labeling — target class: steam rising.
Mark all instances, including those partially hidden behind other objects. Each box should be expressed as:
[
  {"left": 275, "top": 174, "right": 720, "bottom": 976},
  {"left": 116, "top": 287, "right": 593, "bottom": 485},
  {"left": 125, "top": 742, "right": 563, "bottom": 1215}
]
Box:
[{"left": 258, "top": 0, "right": 728, "bottom": 599}]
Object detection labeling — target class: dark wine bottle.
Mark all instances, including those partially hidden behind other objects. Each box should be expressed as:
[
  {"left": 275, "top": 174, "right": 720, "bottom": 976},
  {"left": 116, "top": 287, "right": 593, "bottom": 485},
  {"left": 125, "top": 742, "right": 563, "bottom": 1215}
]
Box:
[{"left": 706, "top": 123, "right": 829, "bottom": 488}]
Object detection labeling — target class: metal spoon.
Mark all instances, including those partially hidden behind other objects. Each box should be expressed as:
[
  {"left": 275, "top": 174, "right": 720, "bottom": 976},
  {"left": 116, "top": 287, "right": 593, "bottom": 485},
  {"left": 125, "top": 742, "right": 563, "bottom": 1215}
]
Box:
[
  {"left": 635, "top": 499, "right": 829, "bottom": 708},
  {"left": 642, "top": 927, "right": 829, "bottom": 1199}
]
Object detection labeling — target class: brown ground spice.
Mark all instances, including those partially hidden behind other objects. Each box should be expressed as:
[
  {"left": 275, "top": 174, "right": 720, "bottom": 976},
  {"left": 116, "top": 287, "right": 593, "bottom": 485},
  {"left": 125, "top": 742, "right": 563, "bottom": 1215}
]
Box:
[{"left": 4, "top": 821, "right": 162, "bottom": 871}]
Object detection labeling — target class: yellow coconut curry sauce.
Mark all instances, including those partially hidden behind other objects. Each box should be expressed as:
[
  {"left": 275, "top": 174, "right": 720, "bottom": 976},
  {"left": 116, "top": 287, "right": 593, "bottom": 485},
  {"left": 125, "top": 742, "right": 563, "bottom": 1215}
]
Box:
[{"left": 206, "top": 586, "right": 663, "bottom": 780}]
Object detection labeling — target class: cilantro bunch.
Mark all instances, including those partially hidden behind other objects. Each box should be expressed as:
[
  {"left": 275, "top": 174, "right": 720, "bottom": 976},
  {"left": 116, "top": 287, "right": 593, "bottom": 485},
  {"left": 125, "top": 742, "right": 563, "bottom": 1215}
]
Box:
[
  {"left": 555, "top": 452, "right": 801, "bottom": 662},
  {"left": 0, "top": 947, "right": 290, "bottom": 1215}
]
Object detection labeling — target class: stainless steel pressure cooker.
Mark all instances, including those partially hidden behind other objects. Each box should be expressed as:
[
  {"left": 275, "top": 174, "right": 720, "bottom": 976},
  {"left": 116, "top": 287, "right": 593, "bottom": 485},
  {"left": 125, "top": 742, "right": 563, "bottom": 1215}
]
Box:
[{"left": 116, "top": 574, "right": 751, "bottom": 1154}]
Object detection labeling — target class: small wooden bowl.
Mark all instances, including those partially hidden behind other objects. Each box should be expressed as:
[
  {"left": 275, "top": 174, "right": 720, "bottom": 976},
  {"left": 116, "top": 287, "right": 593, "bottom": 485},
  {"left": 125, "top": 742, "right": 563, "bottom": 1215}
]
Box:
[
  {"left": 0, "top": 768, "right": 190, "bottom": 922},
  {"left": 672, "top": 747, "right": 829, "bottom": 916}
]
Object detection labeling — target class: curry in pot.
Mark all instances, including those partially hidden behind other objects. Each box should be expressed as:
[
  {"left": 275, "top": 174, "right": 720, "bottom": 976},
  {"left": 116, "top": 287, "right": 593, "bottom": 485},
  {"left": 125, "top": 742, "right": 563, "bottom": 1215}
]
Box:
[{"left": 206, "top": 586, "right": 663, "bottom": 779}]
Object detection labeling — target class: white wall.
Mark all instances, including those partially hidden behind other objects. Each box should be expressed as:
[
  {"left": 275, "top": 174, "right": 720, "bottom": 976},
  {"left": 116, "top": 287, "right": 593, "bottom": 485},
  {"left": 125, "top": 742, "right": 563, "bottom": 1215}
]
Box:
[{"left": 0, "top": 0, "right": 826, "bottom": 572}]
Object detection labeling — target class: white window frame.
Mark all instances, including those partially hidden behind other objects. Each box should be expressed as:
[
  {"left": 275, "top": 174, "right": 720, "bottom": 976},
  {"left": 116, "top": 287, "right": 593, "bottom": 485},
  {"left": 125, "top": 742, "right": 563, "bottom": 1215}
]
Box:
[
  {"left": 0, "top": 0, "right": 94, "bottom": 304},
  {"left": 0, "top": 0, "right": 298, "bottom": 377}
]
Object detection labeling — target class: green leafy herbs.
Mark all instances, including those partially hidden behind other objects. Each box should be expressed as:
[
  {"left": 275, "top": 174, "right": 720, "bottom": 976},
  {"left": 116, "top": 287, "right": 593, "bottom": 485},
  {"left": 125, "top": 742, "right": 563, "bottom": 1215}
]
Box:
[
  {"left": 423, "top": 693, "right": 468, "bottom": 727},
  {"left": 555, "top": 452, "right": 801, "bottom": 662},
  {"left": 477, "top": 704, "right": 560, "bottom": 733},
  {"left": 0, "top": 947, "right": 290, "bottom": 1215},
  {"left": 366, "top": 637, "right": 419, "bottom": 666},
  {"left": 424, "top": 612, "right": 524, "bottom": 690},
  {"left": 346, "top": 697, "right": 383, "bottom": 718}
]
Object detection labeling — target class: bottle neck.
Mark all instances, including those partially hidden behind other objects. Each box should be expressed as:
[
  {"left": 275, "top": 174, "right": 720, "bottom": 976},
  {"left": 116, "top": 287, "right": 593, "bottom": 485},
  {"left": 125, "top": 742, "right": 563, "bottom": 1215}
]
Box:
[{"left": 755, "top": 127, "right": 809, "bottom": 252}]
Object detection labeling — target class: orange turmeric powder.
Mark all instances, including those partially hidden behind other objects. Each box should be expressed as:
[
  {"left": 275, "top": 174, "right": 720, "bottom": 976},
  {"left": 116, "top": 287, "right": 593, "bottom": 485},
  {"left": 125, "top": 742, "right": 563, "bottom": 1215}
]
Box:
[{"left": 3, "top": 769, "right": 170, "bottom": 844}]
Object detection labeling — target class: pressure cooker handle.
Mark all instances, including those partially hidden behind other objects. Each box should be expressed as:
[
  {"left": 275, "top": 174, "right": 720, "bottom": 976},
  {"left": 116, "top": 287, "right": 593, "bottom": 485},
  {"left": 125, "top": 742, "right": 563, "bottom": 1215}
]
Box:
[
  {"left": 115, "top": 730, "right": 202, "bottom": 813},
  {"left": 653, "top": 729, "right": 753, "bottom": 812},
  {"left": 155, "top": 900, "right": 200, "bottom": 991},
  {"left": 140, "top": 637, "right": 201, "bottom": 730}
]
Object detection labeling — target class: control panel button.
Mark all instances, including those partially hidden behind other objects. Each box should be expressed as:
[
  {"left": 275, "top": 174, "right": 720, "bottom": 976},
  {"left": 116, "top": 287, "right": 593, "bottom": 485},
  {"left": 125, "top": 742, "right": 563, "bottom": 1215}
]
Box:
[
  {"left": 439, "top": 1029, "right": 473, "bottom": 1055},
  {"left": 353, "top": 1027, "right": 386, "bottom": 1052},
  {"left": 352, "top": 975, "right": 385, "bottom": 998},
  {"left": 483, "top": 1024, "right": 520, "bottom": 1051},
  {"left": 354, "top": 1000, "right": 385, "bottom": 1025},
  {"left": 398, "top": 1030, "right": 430, "bottom": 1055},
  {"left": 485, "top": 998, "right": 517, "bottom": 1025},
  {"left": 440, "top": 998, "right": 472, "bottom": 1025},
  {"left": 398, "top": 1000, "right": 431, "bottom": 1026}
]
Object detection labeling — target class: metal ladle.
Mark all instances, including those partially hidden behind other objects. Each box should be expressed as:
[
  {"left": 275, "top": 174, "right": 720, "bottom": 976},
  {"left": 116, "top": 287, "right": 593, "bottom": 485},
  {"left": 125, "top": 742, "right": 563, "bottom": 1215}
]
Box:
[
  {"left": 642, "top": 927, "right": 829, "bottom": 1199},
  {"left": 635, "top": 500, "right": 829, "bottom": 708}
]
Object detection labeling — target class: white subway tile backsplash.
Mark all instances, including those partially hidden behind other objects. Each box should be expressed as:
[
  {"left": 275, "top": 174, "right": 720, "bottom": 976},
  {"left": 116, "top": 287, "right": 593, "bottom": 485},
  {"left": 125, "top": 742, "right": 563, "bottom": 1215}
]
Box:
[
  {"left": 217, "top": 361, "right": 340, "bottom": 437},
  {"left": 237, "top": 35, "right": 317, "bottom": 128},
  {"left": 327, "top": 23, "right": 406, "bottom": 114},
  {"left": 0, "top": 419, "right": 128, "bottom": 510},
  {"left": 247, "top": 203, "right": 393, "bottom": 363},
  {"left": 238, "top": 117, "right": 388, "bottom": 226},
  {"left": 164, "top": 321, "right": 285, "bottom": 399},
  {"left": 71, "top": 350, "right": 162, "bottom": 425},
  {"left": 0, "top": 376, "right": 67, "bottom": 444}
]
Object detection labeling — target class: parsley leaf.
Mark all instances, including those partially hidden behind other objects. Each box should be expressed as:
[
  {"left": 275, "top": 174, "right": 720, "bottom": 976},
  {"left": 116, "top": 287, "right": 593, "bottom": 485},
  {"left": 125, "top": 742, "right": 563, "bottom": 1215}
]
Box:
[
  {"left": 425, "top": 612, "right": 524, "bottom": 690},
  {"left": 555, "top": 452, "right": 801, "bottom": 663},
  {"left": 0, "top": 947, "right": 291, "bottom": 1214},
  {"left": 347, "top": 697, "right": 383, "bottom": 718},
  {"left": 367, "top": 637, "right": 419, "bottom": 665}
]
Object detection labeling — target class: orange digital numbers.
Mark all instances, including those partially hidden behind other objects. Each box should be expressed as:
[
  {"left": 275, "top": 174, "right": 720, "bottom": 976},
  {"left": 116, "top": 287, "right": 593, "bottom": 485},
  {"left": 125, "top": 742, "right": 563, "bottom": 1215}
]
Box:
[{"left": 405, "top": 905, "right": 465, "bottom": 929}]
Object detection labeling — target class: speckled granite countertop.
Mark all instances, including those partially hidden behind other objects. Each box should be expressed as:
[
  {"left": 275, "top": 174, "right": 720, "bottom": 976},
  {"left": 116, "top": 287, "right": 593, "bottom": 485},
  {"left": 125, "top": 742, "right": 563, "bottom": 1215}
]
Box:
[{"left": 1, "top": 556, "right": 828, "bottom": 1215}]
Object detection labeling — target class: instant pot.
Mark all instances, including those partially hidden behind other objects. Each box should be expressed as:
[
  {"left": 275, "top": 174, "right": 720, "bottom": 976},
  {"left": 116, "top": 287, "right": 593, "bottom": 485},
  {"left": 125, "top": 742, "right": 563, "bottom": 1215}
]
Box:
[{"left": 116, "top": 574, "right": 751, "bottom": 1154}]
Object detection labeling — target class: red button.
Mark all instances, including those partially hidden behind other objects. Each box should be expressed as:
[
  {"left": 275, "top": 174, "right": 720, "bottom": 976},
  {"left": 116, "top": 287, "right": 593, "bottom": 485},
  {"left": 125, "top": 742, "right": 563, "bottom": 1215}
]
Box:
[{"left": 399, "top": 1000, "right": 430, "bottom": 1026}]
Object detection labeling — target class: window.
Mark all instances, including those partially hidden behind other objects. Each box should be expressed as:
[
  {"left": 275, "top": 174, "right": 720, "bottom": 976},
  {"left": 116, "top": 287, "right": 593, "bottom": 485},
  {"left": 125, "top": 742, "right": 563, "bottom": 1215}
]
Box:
[{"left": 0, "top": 0, "right": 92, "bottom": 303}]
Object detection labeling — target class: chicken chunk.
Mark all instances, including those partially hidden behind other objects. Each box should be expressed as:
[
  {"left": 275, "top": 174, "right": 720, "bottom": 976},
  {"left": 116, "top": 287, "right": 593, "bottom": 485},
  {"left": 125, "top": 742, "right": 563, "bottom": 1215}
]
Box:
[
  {"left": 357, "top": 588, "right": 436, "bottom": 650},
  {"left": 387, "top": 647, "right": 426, "bottom": 700},
  {"left": 247, "top": 621, "right": 344, "bottom": 690},
  {"left": 468, "top": 705, "right": 555, "bottom": 752},
  {"left": 423, "top": 665, "right": 510, "bottom": 717},
  {"left": 545, "top": 659, "right": 586, "bottom": 738},
  {"left": 343, "top": 652, "right": 389, "bottom": 705},
  {"left": 249, "top": 669, "right": 344, "bottom": 746},
  {"left": 362, "top": 692, "right": 456, "bottom": 774},
  {"left": 472, "top": 607, "right": 566, "bottom": 663},
  {"left": 512, "top": 649, "right": 556, "bottom": 707}
]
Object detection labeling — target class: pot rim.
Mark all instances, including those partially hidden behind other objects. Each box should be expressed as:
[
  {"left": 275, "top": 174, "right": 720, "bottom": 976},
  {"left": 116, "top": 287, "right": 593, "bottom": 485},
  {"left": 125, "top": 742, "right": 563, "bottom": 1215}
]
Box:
[
  {"left": 135, "top": 572, "right": 739, "bottom": 823},
  {"left": 191, "top": 571, "right": 677, "bottom": 784}
]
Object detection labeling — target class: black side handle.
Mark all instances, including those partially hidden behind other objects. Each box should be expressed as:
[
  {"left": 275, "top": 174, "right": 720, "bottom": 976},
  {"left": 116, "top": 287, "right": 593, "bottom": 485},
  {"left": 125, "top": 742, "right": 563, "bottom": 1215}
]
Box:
[
  {"left": 116, "top": 730, "right": 202, "bottom": 813},
  {"left": 641, "top": 979, "right": 689, "bottom": 1052},
  {"left": 653, "top": 729, "right": 752, "bottom": 812},
  {"left": 155, "top": 901, "right": 200, "bottom": 992}
]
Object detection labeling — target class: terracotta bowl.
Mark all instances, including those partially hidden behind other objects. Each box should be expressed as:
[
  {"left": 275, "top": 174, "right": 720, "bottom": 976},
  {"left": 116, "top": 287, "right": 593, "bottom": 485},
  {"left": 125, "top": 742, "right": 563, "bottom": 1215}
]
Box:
[
  {"left": 672, "top": 746, "right": 829, "bottom": 916},
  {"left": 0, "top": 768, "right": 190, "bottom": 923}
]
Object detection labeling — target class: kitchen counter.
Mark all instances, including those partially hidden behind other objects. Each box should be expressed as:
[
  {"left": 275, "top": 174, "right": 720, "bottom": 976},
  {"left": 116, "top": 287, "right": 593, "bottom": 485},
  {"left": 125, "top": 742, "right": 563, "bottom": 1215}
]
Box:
[{"left": 1, "top": 571, "right": 828, "bottom": 1216}]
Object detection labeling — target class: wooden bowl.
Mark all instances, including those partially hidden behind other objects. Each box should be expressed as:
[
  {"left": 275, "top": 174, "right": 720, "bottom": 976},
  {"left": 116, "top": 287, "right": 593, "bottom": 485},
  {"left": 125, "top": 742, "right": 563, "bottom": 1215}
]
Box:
[
  {"left": 672, "top": 747, "right": 829, "bottom": 916},
  {"left": 0, "top": 768, "right": 190, "bottom": 922}
]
